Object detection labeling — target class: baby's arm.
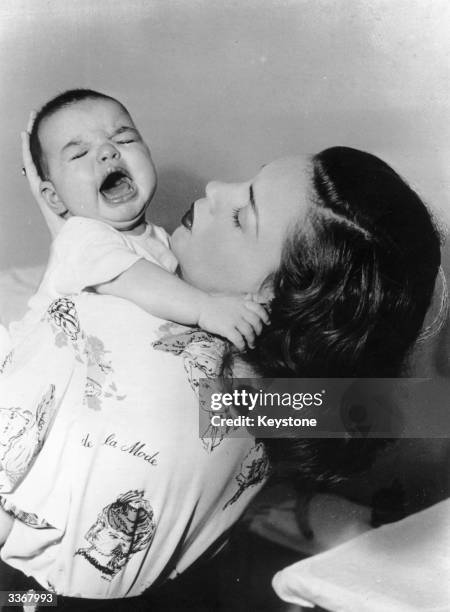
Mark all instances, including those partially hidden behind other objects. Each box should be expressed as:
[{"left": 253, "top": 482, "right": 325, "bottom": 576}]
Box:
[
  {"left": 96, "top": 259, "right": 269, "bottom": 350},
  {"left": 34, "top": 217, "right": 269, "bottom": 350}
]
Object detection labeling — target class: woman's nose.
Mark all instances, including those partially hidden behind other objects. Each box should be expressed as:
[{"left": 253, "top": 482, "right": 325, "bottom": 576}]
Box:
[
  {"left": 97, "top": 143, "right": 120, "bottom": 163},
  {"left": 205, "top": 180, "right": 245, "bottom": 210},
  {"left": 205, "top": 181, "right": 223, "bottom": 200}
]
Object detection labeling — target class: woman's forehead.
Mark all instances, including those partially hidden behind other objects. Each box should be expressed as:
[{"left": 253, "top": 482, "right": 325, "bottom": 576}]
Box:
[
  {"left": 257, "top": 156, "right": 309, "bottom": 183},
  {"left": 254, "top": 156, "right": 311, "bottom": 226}
]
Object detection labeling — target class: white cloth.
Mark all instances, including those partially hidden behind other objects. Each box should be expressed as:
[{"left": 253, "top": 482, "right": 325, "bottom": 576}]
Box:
[
  {"left": 0, "top": 265, "right": 44, "bottom": 327},
  {"left": 0, "top": 293, "right": 268, "bottom": 597},
  {"left": 9, "top": 216, "right": 178, "bottom": 344},
  {"left": 272, "top": 498, "right": 450, "bottom": 612}
]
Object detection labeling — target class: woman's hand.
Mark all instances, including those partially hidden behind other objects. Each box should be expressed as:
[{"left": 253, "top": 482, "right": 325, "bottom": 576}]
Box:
[{"left": 21, "top": 112, "right": 65, "bottom": 238}]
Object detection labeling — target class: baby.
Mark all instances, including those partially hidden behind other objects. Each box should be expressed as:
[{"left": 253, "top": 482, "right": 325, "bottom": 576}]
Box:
[
  {"left": 11, "top": 89, "right": 267, "bottom": 347},
  {"left": 0, "top": 89, "right": 268, "bottom": 544}
]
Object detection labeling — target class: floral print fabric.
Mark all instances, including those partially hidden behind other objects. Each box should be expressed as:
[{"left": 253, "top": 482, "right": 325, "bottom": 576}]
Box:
[{"left": 0, "top": 294, "right": 267, "bottom": 598}]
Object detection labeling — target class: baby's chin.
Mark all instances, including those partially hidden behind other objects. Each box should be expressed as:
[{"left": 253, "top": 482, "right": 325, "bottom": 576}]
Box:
[
  {"left": 99, "top": 199, "right": 149, "bottom": 230},
  {"left": 108, "top": 214, "right": 148, "bottom": 233}
]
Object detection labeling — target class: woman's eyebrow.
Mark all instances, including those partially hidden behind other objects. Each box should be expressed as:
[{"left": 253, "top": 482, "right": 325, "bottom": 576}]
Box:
[{"left": 250, "top": 184, "right": 259, "bottom": 237}]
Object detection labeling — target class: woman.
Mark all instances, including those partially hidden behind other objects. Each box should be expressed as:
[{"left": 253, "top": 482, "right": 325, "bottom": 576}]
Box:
[{"left": 0, "top": 148, "right": 440, "bottom": 607}]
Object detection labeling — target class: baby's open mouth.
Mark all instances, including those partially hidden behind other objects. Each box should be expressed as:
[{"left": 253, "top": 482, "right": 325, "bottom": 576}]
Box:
[{"left": 100, "top": 169, "right": 137, "bottom": 204}]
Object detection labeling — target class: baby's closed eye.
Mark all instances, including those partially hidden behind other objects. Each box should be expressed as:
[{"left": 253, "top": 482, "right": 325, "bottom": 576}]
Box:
[
  {"left": 71, "top": 150, "right": 88, "bottom": 160},
  {"left": 113, "top": 128, "right": 141, "bottom": 145}
]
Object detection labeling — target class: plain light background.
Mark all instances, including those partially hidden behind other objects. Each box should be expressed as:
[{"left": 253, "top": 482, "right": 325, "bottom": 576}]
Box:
[{"left": 0, "top": 0, "right": 449, "bottom": 270}]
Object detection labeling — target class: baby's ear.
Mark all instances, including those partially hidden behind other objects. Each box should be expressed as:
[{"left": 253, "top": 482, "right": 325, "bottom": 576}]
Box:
[{"left": 40, "top": 181, "right": 68, "bottom": 217}]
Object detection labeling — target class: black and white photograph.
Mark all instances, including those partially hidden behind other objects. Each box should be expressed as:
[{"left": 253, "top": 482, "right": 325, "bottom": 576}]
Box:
[{"left": 0, "top": 1, "right": 449, "bottom": 611}]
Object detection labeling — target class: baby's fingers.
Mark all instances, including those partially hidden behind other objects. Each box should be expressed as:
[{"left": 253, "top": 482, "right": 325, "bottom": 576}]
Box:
[
  {"left": 226, "top": 328, "right": 247, "bottom": 352},
  {"left": 241, "top": 308, "right": 264, "bottom": 336},
  {"left": 234, "top": 319, "right": 256, "bottom": 349},
  {"left": 244, "top": 300, "right": 270, "bottom": 325}
]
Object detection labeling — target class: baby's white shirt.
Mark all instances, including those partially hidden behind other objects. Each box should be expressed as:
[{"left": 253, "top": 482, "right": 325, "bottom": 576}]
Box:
[{"left": 10, "top": 217, "right": 178, "bottom": 342}]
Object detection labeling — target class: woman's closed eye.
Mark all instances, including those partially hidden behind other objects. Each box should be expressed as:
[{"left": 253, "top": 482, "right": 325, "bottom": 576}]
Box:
[{"left": 232, "top": 208, "right": 242, "bottom": 229}]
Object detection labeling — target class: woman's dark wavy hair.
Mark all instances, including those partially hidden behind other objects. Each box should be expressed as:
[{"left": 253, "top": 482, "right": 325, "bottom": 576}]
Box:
[{"left": 241, "top": 147, "right": 441, "bottom": 487}]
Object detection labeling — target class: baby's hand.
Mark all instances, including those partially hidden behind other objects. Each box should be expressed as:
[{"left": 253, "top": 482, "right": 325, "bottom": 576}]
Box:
[{"left": 198, "top": 294, "right": 270, "bottom": 350}]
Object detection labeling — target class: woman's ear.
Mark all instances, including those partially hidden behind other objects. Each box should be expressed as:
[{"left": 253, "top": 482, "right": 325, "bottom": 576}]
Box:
[{"left": 40, "top": 181, "right": 68, "bottom": 216}]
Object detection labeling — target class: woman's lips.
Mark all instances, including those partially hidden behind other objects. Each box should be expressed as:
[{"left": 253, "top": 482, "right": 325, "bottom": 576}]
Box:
[{"left": 181, "top": 202, "right": 195, "bottom": 230}]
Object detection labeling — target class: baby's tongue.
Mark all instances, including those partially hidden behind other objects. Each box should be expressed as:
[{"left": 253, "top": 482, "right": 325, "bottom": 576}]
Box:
[{"left": 101, "top": 175, "right": 135, "bottom": 202}]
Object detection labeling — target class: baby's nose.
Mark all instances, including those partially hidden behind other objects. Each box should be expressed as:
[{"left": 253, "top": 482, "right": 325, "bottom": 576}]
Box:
[{"left": 97, "top": 143, "right": 120, "bottom": 163}]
